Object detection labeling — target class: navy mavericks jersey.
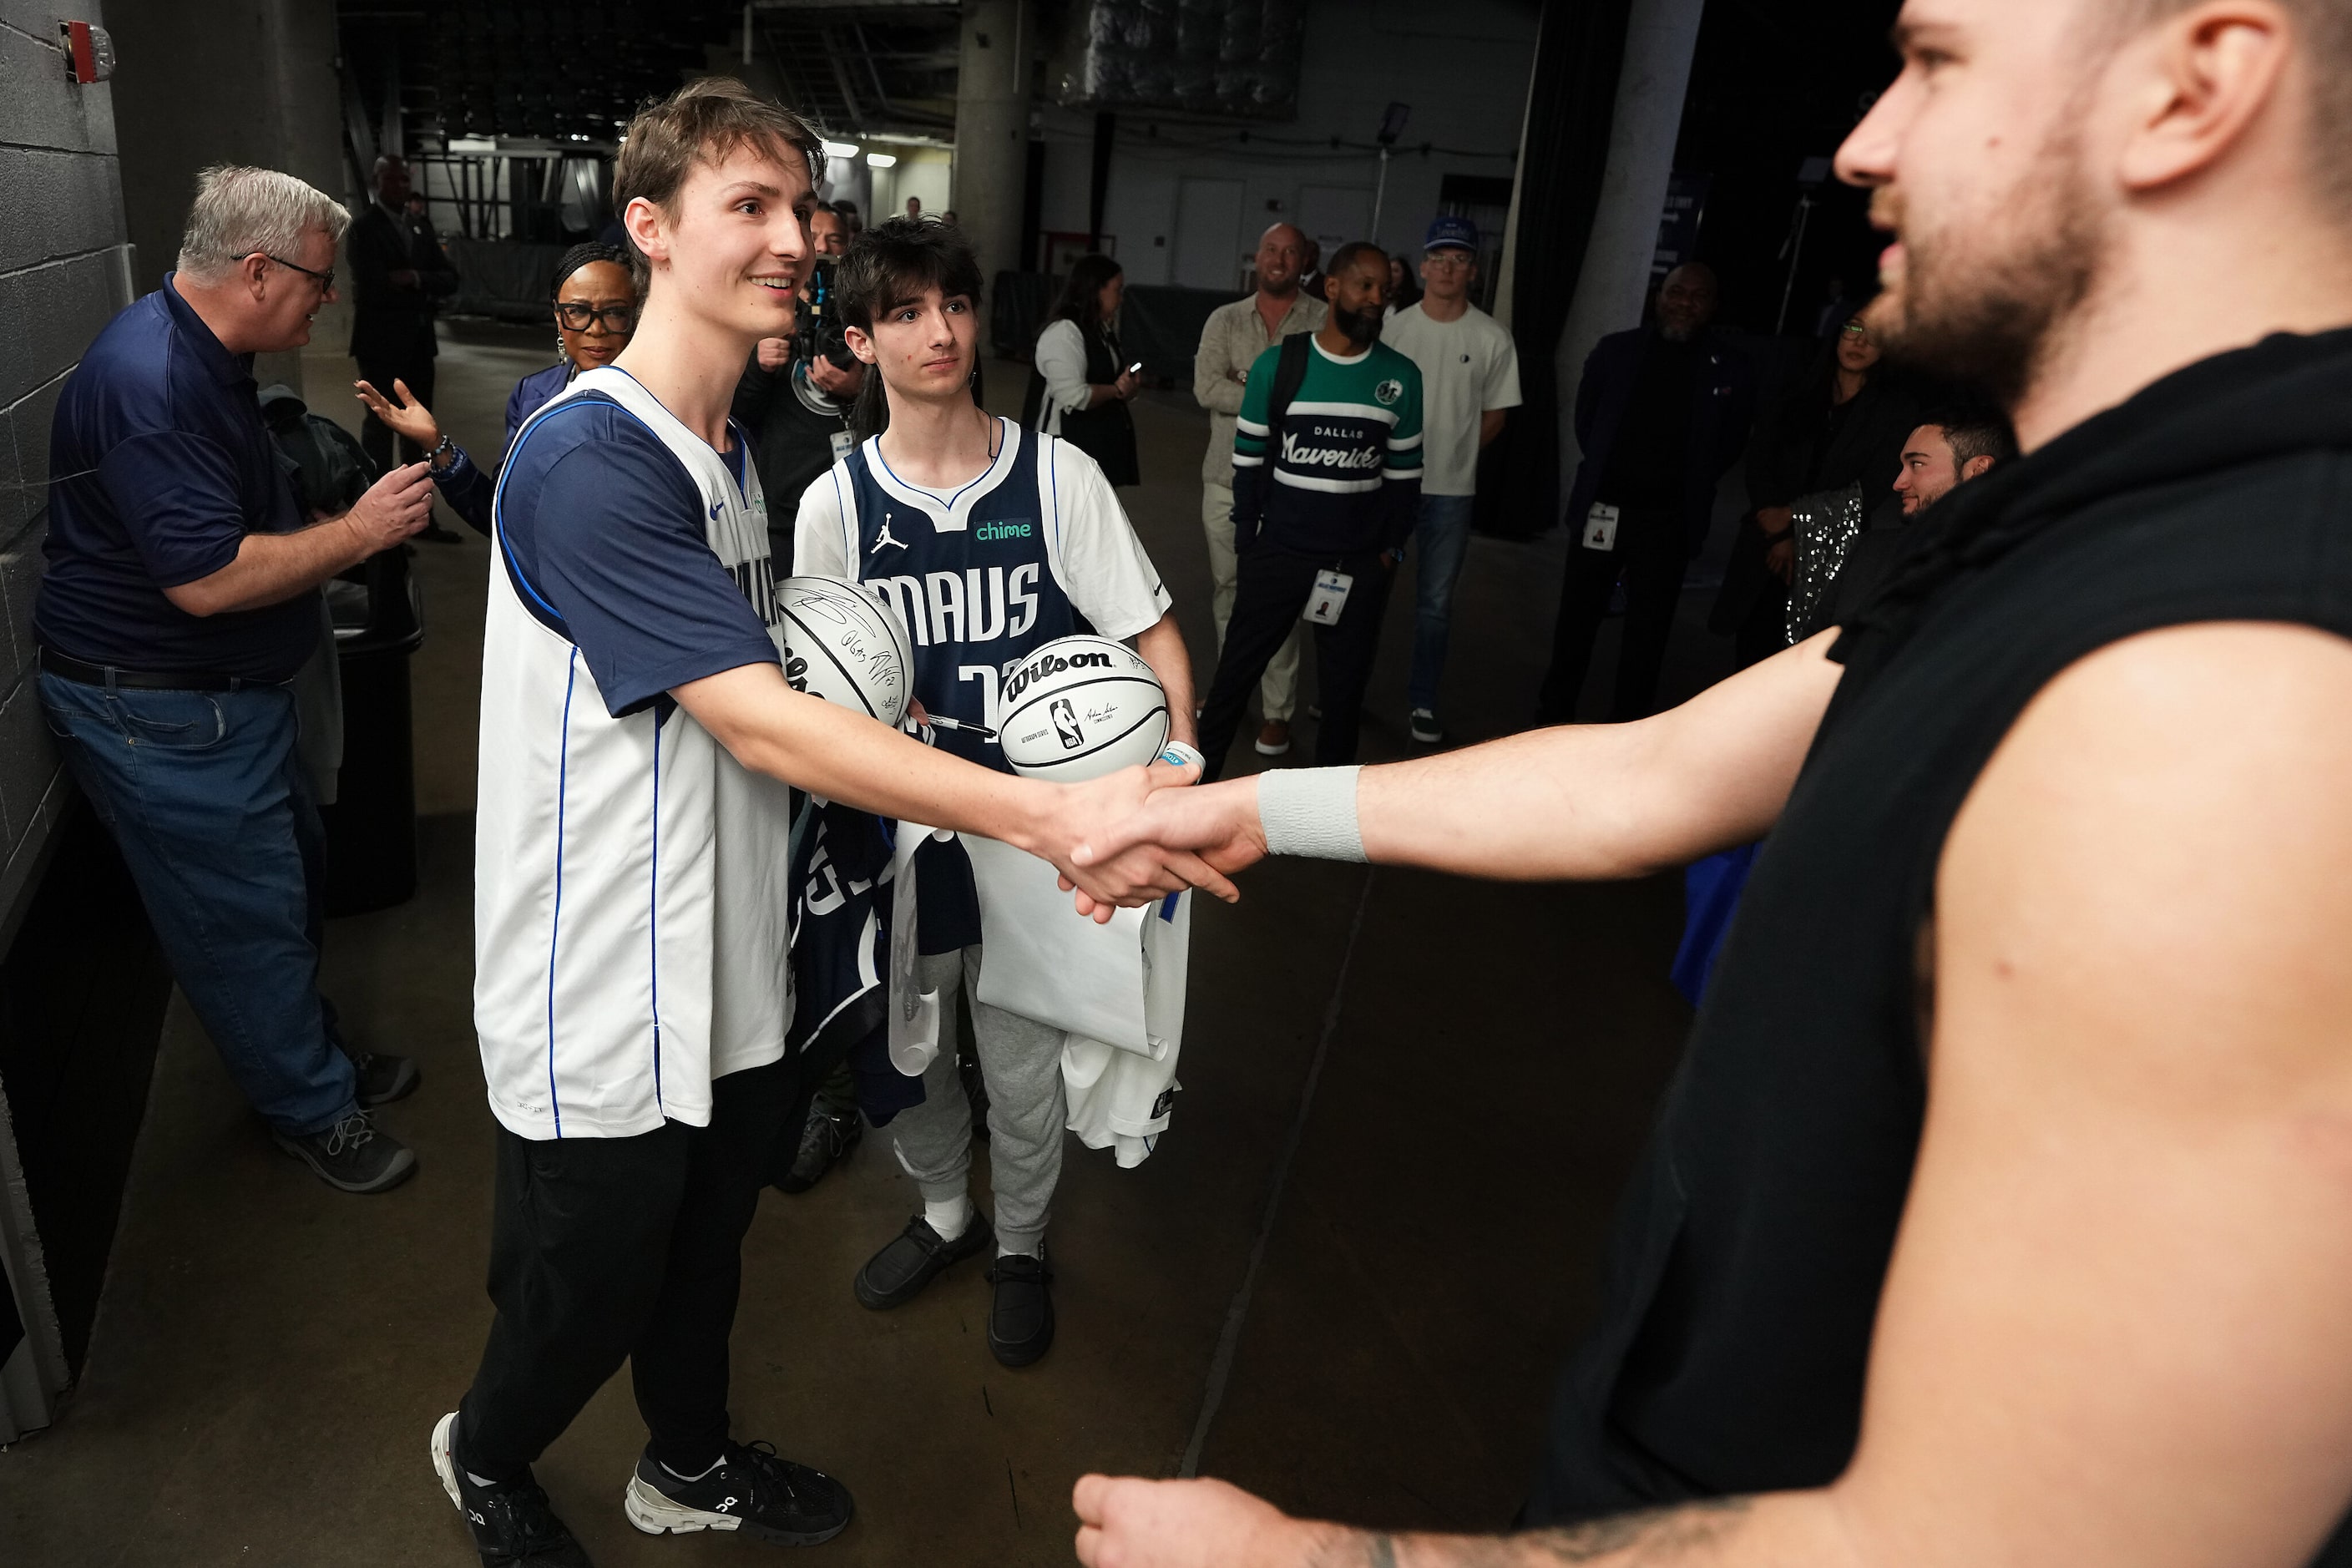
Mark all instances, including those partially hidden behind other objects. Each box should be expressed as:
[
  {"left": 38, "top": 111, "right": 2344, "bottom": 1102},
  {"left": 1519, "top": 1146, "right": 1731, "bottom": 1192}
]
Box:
[{"left": 837, "top": 424, "right": 1081, "bottom": 771}]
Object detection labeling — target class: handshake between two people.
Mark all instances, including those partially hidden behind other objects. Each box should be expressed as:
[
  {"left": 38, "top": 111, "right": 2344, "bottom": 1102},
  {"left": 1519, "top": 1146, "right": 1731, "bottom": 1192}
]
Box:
[{"left": 1040, "top": 762, "right": 1270, "bottom": 923}]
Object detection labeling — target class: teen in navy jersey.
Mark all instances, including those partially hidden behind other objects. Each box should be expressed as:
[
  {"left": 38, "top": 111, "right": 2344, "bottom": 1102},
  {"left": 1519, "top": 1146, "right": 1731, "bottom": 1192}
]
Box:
[{"left": 796, "top": 218, "right": 1196, "bottom": 1368}]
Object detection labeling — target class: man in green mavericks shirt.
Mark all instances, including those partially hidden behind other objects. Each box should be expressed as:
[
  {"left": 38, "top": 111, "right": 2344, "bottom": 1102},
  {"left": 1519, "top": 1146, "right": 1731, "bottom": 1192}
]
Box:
[{"left": 1194, "top": 241, "right": 1424, "bottom": 780}]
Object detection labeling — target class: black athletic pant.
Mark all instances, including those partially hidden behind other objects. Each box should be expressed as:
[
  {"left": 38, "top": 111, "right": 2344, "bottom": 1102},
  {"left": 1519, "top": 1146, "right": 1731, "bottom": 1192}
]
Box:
[
  {"left": 356, "top": 356, "right": 436, "bottom": 473},
  {"left": 457, "top": 1058, "right": 792, "bottom": 1479},
  {"left": 1537, "top": 506, "right": 1688, "bottom": 724},
  {"left": 1198, "top": 544, "right": 1394, "bottom": 781}
]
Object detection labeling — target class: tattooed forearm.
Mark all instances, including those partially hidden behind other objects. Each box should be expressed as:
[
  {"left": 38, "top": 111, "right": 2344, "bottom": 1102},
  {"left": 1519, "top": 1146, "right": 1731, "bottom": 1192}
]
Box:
[
  {"left": 1519, "top": 1496, "right": 1753, "bottom": 1562},
  {"left": 1322, "top": 1497, "right": 1757, "bottom": 1568}
]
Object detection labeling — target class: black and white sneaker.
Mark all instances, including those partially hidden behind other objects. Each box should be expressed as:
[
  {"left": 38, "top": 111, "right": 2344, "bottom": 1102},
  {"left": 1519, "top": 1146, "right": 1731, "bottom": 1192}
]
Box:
[
  {"left": 347, "top": 1048, "right": 422, "bottom": 1107},
  {"left": 623, "top": 1441, "right": 852, "bottom": 1545},
  {"left": 773, "top": 1103, "right": 862, "bottom": 1195},
  {"left": 1408, "top": 708, "right": 1443, "bottom": 745},
  {"left": 274, "top": 1109, "right": 416, "bottom": 1193},
  {"left": 431, "top": 1411, "right": 594, "bottom": 1567}
]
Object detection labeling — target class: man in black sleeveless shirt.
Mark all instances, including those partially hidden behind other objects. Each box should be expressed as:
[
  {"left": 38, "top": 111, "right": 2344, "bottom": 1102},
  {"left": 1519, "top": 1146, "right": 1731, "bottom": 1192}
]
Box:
[{"left": 1070, "top": 0, "right": 2352, "bottom": 1564}]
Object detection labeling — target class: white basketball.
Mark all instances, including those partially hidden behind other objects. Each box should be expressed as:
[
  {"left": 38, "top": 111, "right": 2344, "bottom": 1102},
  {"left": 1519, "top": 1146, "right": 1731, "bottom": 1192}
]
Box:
[
  {"left": 998, "top": 635, "right": 1171, "bottom": 781},
  {"left": 776, "top": 575, "right": 913, "bottom": 728}
]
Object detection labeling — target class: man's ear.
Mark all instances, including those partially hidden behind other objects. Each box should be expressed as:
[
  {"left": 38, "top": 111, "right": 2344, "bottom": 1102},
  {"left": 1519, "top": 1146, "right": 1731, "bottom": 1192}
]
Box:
[
  {"left": 241, "top": 251, "right": 273, "bottom": 302},
  {"left": 2117, "top": 1, "right": 2292, "bottom": 195},
  {"left": 1962, "top": 455, "right": 1997, "bottom": 483},
  {"left": 622, "top": 196, "right": 669, "bottom": 271},
  {"left": 843, "top": 323, "right": 878, "bottom": 366}
]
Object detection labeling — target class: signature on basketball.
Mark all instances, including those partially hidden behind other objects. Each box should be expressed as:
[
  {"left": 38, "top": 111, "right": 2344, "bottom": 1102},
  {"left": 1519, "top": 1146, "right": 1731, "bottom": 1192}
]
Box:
[{"left": 796, "top": 595, "right": 904, "bottom": 703}]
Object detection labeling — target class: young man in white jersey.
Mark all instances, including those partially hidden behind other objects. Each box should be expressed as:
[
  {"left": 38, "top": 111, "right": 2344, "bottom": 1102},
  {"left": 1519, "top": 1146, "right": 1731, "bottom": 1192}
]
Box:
[
  {"left": 432, "top": 82, "right": 1216, "bottom": 1568},
  {"left": 794, "top": 217, "right": 1198, "bottom": 1368}
]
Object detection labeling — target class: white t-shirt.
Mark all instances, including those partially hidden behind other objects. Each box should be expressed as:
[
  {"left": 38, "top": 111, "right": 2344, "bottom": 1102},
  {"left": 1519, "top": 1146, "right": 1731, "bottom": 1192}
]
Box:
[{"left": 1380, "top": 302, "right": 1522, "bottom": 496}]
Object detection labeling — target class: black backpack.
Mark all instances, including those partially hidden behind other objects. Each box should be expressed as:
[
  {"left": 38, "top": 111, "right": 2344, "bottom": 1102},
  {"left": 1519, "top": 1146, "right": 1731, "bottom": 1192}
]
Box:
[{"left": 258, "top": 384, "right": 376, "bottom": 518}]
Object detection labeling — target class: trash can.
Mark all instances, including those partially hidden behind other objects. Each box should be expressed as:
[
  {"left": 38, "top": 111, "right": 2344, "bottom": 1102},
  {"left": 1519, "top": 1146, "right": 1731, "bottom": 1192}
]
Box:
[{"left": 319, "top": 544, "right": 424, "bottom": 916}]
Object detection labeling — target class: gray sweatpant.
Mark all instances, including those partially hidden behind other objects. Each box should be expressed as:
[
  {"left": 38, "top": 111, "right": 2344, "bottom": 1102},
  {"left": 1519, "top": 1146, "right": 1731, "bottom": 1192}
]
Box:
[{"left": 888, "top": 946, "right": 1066, "bottom": 1256}]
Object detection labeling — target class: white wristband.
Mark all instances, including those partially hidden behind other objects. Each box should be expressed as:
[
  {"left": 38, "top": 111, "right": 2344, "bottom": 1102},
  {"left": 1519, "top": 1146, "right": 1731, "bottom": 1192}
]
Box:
[
  {"left": 1158, "top": 740, "right": 1204, "bottom": 773},
  {"left": 1256, "top": 766, "right": 1365, "bottom": 862}
]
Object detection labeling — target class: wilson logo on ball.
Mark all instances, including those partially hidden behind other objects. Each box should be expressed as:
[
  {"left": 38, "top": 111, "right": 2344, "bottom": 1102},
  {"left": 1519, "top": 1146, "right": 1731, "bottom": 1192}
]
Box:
[{"left": 1002, "top": 649, "right": 1115, "bottom": 706}]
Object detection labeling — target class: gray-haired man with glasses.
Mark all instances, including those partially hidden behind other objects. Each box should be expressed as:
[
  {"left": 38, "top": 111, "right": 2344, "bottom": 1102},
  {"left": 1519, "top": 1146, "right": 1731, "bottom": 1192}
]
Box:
[{"left": 36, "top": 165, "right": 438, "bottom": 1192}]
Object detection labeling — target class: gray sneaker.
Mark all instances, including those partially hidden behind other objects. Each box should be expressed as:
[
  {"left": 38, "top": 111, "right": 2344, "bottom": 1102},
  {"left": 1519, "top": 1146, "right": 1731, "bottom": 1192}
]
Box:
[
  {"left": 346, "top": 1049, "right": 421, "bottom": 1107},
  {"left": 275, "top": 1110, "right": 416, "bottom": 1193},
  {"left": 1409, "top": 708, "right": 1443, "bottom": 745}
]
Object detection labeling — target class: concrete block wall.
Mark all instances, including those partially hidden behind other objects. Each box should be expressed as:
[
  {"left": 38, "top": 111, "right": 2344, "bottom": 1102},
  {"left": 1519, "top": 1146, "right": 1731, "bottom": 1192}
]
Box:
[{"left": 0, "top": 0, "right": 132, "bottom": 1443}]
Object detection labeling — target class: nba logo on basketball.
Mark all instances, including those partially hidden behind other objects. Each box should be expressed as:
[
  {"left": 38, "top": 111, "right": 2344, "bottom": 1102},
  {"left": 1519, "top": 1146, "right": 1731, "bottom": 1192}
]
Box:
[{"left": 1050, "top": 698, "right": 1083, "bottom": 750}]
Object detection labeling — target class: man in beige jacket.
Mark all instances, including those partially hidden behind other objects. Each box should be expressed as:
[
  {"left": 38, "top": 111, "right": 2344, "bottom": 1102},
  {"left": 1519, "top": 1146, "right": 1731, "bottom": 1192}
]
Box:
[{"left": 1192, "top": 222, "right": 1324, "bottom": 757}]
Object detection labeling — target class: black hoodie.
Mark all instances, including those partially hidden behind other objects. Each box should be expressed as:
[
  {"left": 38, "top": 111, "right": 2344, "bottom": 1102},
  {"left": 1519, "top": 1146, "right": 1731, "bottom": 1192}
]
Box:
[{"left": 1529, "top": 329, "right": 2352, "bottom": 1565}]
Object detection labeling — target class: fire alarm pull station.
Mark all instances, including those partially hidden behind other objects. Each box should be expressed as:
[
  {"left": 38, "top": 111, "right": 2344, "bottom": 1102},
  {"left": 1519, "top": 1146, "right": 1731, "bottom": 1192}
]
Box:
[{"left": 59, "top": 21, "right": 115, "bottom": 84}]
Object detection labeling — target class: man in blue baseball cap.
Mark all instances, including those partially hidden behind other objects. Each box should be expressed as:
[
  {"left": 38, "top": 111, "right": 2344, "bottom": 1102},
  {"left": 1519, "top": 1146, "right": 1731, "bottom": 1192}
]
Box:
[{"left": 1381, "top": 215, "right": 1520, "bottom": 744}]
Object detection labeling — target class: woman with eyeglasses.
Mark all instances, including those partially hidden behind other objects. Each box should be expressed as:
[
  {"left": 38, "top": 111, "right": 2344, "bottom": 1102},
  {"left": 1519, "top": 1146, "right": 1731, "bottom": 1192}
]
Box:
[
  {"left": 1707, "top": 311, "right": 1921, "bottom": 667},
  {"left": 352, "top": 241, "right": 638, "bottom": 536}
]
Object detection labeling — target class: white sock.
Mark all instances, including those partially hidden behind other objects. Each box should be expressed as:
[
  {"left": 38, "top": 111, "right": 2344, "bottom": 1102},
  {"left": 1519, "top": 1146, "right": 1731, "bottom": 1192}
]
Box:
[{"left": 924, "top": 1193, "right": 973, "bottom": 1242}]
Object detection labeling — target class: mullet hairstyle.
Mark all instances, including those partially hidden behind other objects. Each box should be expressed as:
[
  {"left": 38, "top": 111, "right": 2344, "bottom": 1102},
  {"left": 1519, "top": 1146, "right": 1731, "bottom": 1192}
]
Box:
[
  {"left": 612, "top": 77, "right": 824, "bottom": 287},
  {"left": 835, "top": 216, "right": 986, "bottom": 440}
]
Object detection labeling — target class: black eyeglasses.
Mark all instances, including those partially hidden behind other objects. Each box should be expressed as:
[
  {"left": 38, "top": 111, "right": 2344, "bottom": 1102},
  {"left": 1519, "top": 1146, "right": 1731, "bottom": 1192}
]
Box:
[
  {"left": 555, "top": 302, "right": 637, "bottom": 334},
  {"left": 261, "top": 253, "right": 336, "bottom": 294}
]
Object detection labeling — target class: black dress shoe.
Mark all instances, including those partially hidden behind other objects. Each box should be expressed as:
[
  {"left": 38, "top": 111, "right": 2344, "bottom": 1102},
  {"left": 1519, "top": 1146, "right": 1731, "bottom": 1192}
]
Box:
[
  {"left": 852, "top": 1211, "right": 993, "bottom": 1310},
  {"left": 420, "top": 521, "right": 464, "bottom": 544},
  {"left": 986, "top": 1250, "right": 1055, "bottom": 1368}
]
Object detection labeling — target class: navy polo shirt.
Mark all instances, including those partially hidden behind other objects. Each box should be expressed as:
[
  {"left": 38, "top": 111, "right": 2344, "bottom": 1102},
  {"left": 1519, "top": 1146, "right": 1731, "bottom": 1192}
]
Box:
[{"left": 35, "top": 275, "right": 320, "bottom": 682}]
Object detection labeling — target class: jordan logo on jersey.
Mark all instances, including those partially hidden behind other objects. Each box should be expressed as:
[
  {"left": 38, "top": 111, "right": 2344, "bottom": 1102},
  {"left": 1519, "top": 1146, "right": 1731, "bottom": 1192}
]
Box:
[{"left": 871, "top": 514, "right": 907, "bottom": 555}]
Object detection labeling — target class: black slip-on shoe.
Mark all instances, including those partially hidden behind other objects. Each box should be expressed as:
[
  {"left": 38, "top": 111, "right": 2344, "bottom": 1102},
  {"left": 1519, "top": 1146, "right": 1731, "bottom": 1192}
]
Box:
[
  {"left": 275, "top": 1110, "right": 416, "bottom": 1194},
  {"left": 348, "top": 1048, "right": 422, "bottom": 1107},
  {"left": 432, "top": 1411, "right": 594, "bottom": 1567},
  {"left": 852, "top": 1211, "right": 993, "bottom": 1310},
  {"left": 624, "top": 1441, "right": 852, "bottom": 1545},
  {"left": 774, "top": 1104, "right": 862, "bottom": 1195},
  {"left": 986, "top": 1250, "right": 1055, "bottom": 1368}
]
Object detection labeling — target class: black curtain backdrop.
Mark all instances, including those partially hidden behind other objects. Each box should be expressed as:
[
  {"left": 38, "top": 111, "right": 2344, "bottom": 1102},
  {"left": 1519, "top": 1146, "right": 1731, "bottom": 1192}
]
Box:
[{"left": 1479, "top": 0, "right": 1636, "bottom": 541}]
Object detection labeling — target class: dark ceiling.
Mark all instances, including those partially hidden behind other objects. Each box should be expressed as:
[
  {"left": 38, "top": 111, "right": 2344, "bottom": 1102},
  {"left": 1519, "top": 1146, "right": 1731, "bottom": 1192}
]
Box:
[{"left": 335, "top": 0, "right": 972, "bottom": 152}]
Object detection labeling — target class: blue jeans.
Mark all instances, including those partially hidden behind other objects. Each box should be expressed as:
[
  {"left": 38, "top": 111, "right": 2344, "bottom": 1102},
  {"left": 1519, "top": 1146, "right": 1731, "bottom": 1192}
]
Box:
[
  {"left": 41, "top": 671, "right": 357, "bottom": 1136},
  {"left": 1408, "top": 493, "right": 1478, "bottom": 712}
]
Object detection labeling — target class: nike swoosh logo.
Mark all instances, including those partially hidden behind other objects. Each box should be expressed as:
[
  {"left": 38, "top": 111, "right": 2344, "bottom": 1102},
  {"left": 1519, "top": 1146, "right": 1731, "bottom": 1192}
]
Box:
[{"left": 709, "top": 500, "right": 724, "bottom": 520}]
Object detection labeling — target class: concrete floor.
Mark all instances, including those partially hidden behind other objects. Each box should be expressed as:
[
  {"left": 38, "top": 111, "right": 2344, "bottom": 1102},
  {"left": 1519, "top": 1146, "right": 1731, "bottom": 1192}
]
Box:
[{"left": 0, "top": 321, "right": 1732, "bottom": 1565}]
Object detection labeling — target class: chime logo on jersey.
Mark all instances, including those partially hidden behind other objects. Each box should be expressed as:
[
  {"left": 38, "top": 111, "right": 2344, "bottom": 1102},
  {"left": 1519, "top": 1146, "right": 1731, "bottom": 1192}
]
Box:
[
  {"left": 1050, "top": 697, "right": 1082, "bottom": 750},
  {"left": 975, "top": 518, "right": 1034, "bottom": 542},
  {"left": 868, "top": 563, "right": 1043, "bottom": 649}
]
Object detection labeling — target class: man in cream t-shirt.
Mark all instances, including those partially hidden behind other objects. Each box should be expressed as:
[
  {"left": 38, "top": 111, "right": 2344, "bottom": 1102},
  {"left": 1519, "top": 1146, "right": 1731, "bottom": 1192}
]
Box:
[{"left": 1382, "top": 215, "right": 1520, "bottom": 745}]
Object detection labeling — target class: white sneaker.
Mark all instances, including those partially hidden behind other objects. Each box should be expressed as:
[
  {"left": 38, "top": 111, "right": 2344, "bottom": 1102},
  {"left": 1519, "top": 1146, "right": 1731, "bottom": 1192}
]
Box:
[{"left": 1409, "top": 708, "right": 1443, "bottom": 745}]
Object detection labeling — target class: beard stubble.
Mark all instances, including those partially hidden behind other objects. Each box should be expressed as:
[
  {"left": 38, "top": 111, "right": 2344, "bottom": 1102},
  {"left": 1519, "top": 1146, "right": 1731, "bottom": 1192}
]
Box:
[{"left": 1867, "top": 120, "right": 2106, "bottom": 410}]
